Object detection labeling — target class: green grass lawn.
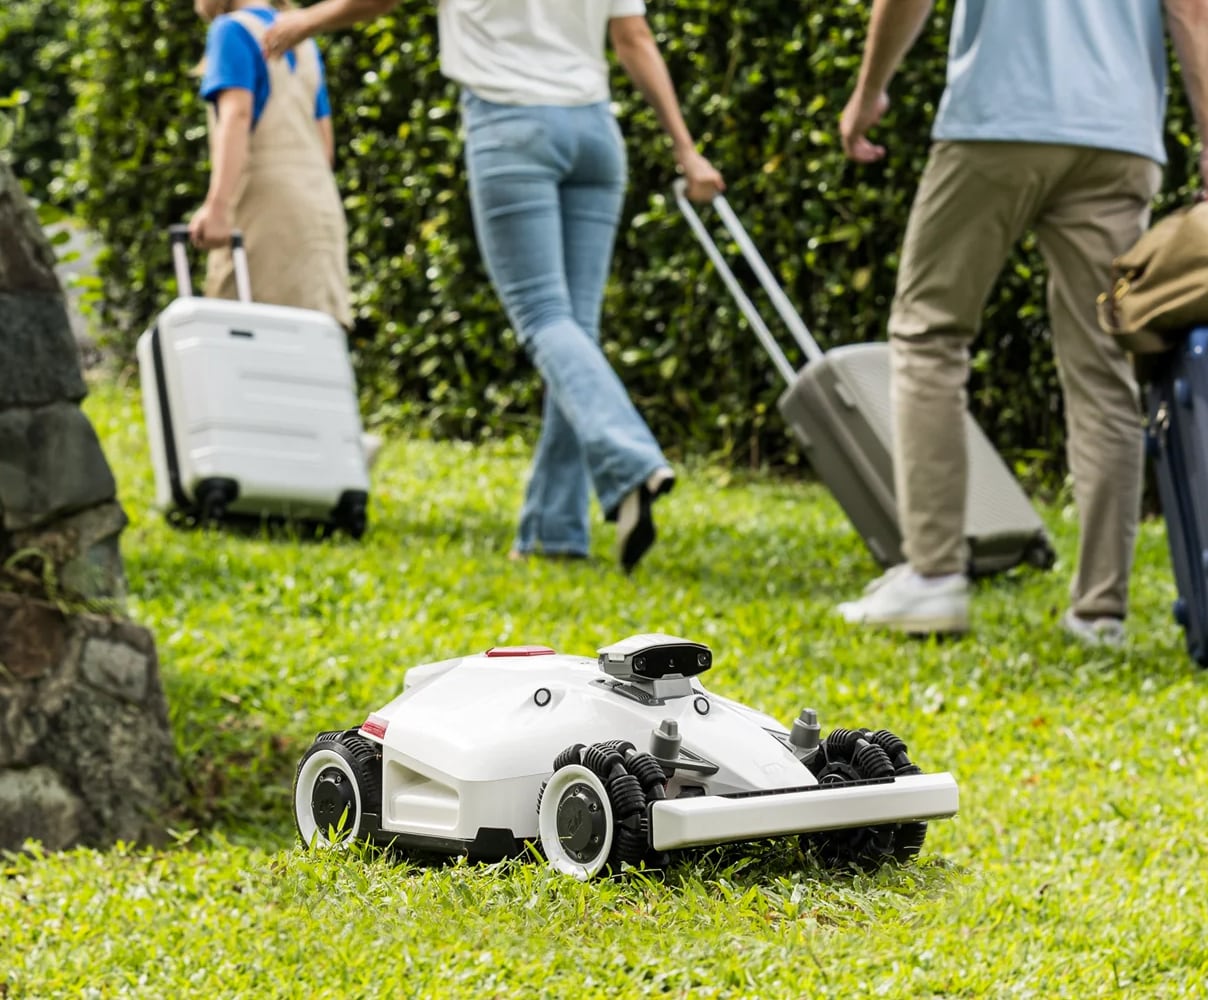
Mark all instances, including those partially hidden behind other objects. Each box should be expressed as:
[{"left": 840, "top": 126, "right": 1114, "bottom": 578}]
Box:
[{"left": 4, "top": 379, "right": 1207, "bottom": 998}]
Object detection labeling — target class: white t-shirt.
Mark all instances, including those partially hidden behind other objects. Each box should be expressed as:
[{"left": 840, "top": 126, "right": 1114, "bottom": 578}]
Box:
[{"left": 438, "top": 0, "right": 647, "bottom": 106}]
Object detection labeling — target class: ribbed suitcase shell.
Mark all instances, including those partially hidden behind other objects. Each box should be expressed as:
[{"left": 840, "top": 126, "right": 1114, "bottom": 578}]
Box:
[
  {"left": 1147, "top": 327, "right": 1208, "bottom": 666},
  {"left": 136, "top": 227, "right": 369, "bottom": 534},
  {"left": 675, "top": 184, "right": 1054, "bottom": 577},
  {"left": 780, "top": 342, "right": 1053, "bottom": 574}
]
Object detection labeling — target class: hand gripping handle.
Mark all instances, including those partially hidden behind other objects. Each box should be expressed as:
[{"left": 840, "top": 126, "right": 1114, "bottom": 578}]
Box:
[{"left": 167, "top": 225, "right": 253, "bottom": 303}]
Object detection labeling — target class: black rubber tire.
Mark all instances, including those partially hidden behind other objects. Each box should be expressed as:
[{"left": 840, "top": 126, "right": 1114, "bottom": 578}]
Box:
[
  {"left": 552, "top": 743, "right": 585, "bottom": 772},
  {"left": 611, "top": 821, "right": 649, "bottom": 868},
  {"left": 800, "top": 726, "right": 929, "bottom": 870},
  {"left": 541, "top": 741, "right": 661, "bottom": 875},
  {"left": 625, "top": 752, "right": 669, "bottom": 800},
  {"left": 606, "top": 772, "right": 646, "bottom": 821},
  {"left": 293, "top": 729, "right": 383, "bottom": 846},
  {"left": 890, "top": 763, "right": 928, "bottom": 862},
  {"left": 197, "top": 480, "right": 236, "bottom": 526},
  {"left": 605, "top": 772, "right": 650, "bottom": 869},
  {"left": 867, "top": 729, "right": 908, "bottom": 760},
  {"left": 1026, "top": 539, "right": 1057, "bottom": 571},
  {"left": 818, "top": 728, "right": 864, "bottom": 760},
  {"left": 582, "top": 744, "right": 626, "bottom": 781},
  {"left": 852, "top": 741, "right": 895, "bottom": 780}
]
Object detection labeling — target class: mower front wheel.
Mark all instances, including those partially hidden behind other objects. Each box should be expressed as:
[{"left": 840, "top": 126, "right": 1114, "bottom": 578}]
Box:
[
  {"left": 537, "top": 763, "right": 616, "bottom": 880},
  {"left": 800, "top": 726, "right": 929, "bottom": 870}
]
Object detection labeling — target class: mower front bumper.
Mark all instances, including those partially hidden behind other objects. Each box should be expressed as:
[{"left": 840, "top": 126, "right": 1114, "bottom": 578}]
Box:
[{"left": 648, "top": 772, "right": 959, "bottom": 851}]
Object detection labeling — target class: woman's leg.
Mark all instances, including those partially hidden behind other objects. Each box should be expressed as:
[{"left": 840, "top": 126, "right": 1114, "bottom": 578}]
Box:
[
  {"left": 463, "top": 95, "right": 667, "bottom": 553},
  {"left": 513, "top": 104, "right": 633, "bottom": 556}
]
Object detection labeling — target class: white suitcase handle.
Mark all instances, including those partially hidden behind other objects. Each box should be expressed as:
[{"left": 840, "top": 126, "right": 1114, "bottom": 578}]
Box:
[
  {"left": 673, "top": 180, "right": 824, "bottom": 384},
  {"left": 168, "top": 224, "right": 253, "bottom": 303}
]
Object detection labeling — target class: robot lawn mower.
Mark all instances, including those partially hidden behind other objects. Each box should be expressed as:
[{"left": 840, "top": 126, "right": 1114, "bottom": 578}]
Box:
[{"left": 293, "top": 634, "right": 959, "bottom": 879}]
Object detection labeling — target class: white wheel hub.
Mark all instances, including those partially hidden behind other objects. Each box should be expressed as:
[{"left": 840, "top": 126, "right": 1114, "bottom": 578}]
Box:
[
  {"left": 295, "top": 746, "right": 363, "bottom": 848},
  {"left": 538, "top": 764, "right": 614, "bottom": 880}
]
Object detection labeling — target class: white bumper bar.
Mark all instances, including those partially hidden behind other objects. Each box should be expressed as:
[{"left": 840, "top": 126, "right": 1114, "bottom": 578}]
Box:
[{"left": 649, "top": 772, "right": 959, "bottom": 851}]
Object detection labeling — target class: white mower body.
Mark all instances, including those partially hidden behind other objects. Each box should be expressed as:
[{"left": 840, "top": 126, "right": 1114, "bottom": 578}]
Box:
[{"left": 293, "top": 634, "right": 958, "bottom": 878}]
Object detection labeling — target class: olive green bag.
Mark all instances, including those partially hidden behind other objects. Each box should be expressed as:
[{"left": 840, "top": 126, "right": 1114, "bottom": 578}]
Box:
[{"left": 1097, "top": 201, "right": 1208, "bottom": 354}]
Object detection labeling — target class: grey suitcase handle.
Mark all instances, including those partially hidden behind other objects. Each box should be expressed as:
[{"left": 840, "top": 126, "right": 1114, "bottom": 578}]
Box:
[
  {"left": 168, "top": 224, "right": 253, "bottom": 303},
  {"left": 673, "top": 179, "right": 824, "bottom": 383}
]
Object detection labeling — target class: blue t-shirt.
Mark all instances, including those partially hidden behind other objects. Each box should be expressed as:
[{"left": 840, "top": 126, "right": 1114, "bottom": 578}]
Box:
[
  {"left": 932, "top": 0, "right": 1168, "bottom": 164},
  {"left": 200, "top": 6, "right": 332, "bottom": 126}
]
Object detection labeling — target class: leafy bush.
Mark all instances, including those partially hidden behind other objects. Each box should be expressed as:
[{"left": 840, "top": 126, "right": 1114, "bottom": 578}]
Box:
[
  {"left": 0, "top": 0, "right": 79, "bottom": 199},
  {"left": 66, "top": 0, "right": 1201, "bottom": 480}
]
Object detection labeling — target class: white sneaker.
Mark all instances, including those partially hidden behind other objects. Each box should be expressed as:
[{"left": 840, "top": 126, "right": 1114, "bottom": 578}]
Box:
[
  {"left": 837, "top": 564, "right": 970, "bottom": 635},
  {"left": 1061, "top": 610, "right": 1125, "bottom": 648}
]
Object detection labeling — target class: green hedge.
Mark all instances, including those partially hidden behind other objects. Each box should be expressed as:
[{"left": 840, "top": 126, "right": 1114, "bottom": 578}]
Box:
[
  {"left": 59, "top": 0, "right": 1202, "bottom": 480},
  {"left": 0, "top": 0, "right": 77, "bottom": 198}
]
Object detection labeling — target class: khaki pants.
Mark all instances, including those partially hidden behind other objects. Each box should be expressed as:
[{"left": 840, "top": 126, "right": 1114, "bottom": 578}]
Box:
[{"left": 890, "top": 142, "right": 1162, "bottom": 619}]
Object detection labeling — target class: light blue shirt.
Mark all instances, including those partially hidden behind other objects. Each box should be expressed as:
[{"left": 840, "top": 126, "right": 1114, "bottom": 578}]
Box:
[{"left": 932, "top": 0, "right": 1168, "bottom": 164}]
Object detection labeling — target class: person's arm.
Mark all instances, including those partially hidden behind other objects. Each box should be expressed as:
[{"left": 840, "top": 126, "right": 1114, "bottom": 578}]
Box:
[
  {"left": 317, "top": 116, "right": 335, "bottom": 166},
  {"left": 1165, "top": 0, "right": 1208, "bottom": 185},
  {"left": 608, "top": 15, "right": 724, "bottom": 201},
  {"left": 840, "top": 0, "right": 935, "bottom": 163},
  {"left": 314, "top": 49, "right": 336, "bottom": 166},
  {"left": 262, "top": 0, "right": 399, "bottom": 56},
  {"left": 188, "top": 89, "right": 253, "bottom": 249}
]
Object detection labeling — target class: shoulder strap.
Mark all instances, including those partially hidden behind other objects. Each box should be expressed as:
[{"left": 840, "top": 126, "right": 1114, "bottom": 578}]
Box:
[{"left": 228, "top": 9, "right": 269, "bottom": 43}]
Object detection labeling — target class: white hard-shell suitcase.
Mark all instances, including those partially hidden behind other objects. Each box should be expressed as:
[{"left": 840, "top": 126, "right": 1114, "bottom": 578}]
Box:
[{"left": 136, "top": 225, "right": 370, "bottom": 537}]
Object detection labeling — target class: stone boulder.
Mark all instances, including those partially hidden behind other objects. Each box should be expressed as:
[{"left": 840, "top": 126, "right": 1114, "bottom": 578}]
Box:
[
  {"left": 0, "top": 592, "right": 181, "bottom": 850},
  {"left": 0, "top": 158, "right": 181, "bottom": 852}
]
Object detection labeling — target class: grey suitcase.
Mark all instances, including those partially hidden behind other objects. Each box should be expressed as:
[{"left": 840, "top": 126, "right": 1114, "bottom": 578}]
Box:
[{"left": 675, "top": 182, "right": 1055, "bottom": 576}]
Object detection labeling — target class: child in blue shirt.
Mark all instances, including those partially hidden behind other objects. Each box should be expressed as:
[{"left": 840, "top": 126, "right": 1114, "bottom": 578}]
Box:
[{"left": 187, "top": 1, "right": 352, "bottom": 332}]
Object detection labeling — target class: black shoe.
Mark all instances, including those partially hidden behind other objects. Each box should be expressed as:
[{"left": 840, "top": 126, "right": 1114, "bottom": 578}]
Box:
[{"left": 615, "top": 468, "right": 675, "bottom": 573}]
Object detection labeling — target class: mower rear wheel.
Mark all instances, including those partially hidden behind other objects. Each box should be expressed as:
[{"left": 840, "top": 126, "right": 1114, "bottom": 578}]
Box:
[{"left": 293, "top": 729, "right": 382, "bottom": 848}]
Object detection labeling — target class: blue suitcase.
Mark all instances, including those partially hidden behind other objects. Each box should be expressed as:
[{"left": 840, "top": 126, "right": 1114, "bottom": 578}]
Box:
[{"left": 1147, "top": 327, "right": 1208, "bottom": 666}]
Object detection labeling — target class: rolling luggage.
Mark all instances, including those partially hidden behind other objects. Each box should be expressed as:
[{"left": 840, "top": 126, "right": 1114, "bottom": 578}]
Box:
[
  {"left": 1146, "top": 328, "right": 1208, "bottom": 666},
  {"left": 674, "top": 182, "right": 1055, "bottom": 576},
  {"left": 136, "top": 225, "right": 370, "bottom": 537}
]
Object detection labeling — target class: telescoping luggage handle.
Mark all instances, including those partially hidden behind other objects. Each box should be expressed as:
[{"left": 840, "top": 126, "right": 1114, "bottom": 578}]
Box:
[
  {"left": 167, "top": 224, "right": 253, "bottom": 304},
  {"left": 673, "top": 179, "right": 824, "bottom": 385}
]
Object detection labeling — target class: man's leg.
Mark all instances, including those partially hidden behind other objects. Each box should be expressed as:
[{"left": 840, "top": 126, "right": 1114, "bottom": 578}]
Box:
[
  {"left": 1035, "top": 148, "right": 1162, "bottom": 633},
  {"left": 841, "top": 141, "right": 1056, "bottom": 631}
]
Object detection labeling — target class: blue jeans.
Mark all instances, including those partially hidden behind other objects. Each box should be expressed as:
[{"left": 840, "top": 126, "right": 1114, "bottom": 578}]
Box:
[{"left": 462, "top": 92, "right": 669, "bottom": 558}]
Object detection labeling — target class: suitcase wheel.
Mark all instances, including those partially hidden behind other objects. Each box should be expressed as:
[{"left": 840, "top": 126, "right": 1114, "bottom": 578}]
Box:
[
  {"left": 333, "top": 490, "right": 369, "bottom": 540},
  {"left": 341, "top": 506, "right": 367, "bottom": 540},
  {"left": 1174, "top": 597, "right": 1189, "bottom": 628},
  {"left": 197, "top": 478, "right": 238, "bottom": 525},
  {"left": 1024, "top": 538, "right": 1057, "bottom": 571}
]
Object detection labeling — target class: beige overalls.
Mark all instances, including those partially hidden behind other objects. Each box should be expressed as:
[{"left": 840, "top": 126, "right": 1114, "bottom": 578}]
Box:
[{"left": 203, "top": 9, "right": 351, "bottom": 330}]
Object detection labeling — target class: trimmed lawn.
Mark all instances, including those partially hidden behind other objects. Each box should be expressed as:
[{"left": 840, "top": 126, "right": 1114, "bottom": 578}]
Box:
[{"left": 3, "top": 379, "right": 1206, "bottom": 998}]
